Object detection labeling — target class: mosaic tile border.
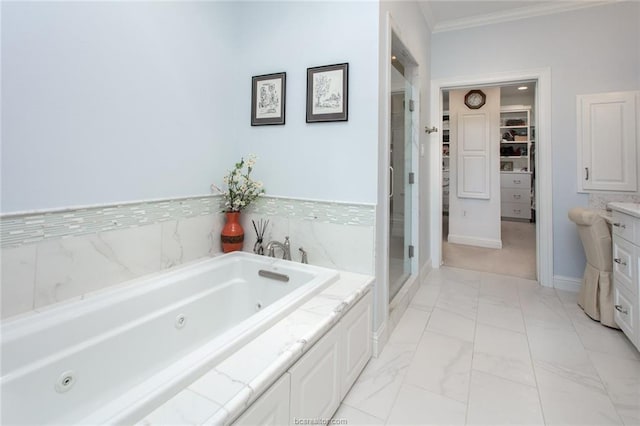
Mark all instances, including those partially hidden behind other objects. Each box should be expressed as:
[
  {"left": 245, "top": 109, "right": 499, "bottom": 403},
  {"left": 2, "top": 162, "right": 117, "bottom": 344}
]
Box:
[{"left": 1, "top": 196, "right": 375, "bottom": 248}]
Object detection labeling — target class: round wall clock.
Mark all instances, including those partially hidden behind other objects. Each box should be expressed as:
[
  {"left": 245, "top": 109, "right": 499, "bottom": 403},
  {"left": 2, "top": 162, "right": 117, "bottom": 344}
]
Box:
[{"left": 464, "top": 89, "right": 486, "bottom": 109}]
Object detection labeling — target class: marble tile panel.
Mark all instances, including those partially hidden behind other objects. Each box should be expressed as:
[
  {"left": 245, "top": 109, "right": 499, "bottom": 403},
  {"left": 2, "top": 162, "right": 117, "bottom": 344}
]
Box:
[
  {"left": 342, "top": 343, "right": 415, "bottom": 420},
  {"left": 332, "top": 403, "right": 385, "bottom": 425},
  {"left": 160, "top": 213, "right": 222, "bottom": 268},
  {"left": 287, "top": 219, "right": 375, "bottom": 275},
  {"left": 188, "top": 368, "right": 245, "bottom": 407},
  {"left": 476, "top": 297, "right": 526, "bottom": 333},
  {"left": 535, "top": 362, "right": 622, "bottom": 425},
  {"left": 403, "top": 330, "right": 473, "bottom": 403},
  {"left": 385, "top": 383, "right": 466, "bottom": 425},
  {"left": 589, "top": 351, "right": 640, "bottom": 425},
  {"left": 1, "top": 245, "right": 37, "bottom": 319},
  {"left": 425, "top": 307, "right": 476, "bottom": 342},
  {"left": 466, "top": 370, "right": 544, "bottom": 425},
  {"left": 136, "top": 389, "right": 220, "bottom": 426},
  {"left": 239, "top": 213, "right": 289, "bottom": 257},
  {"left": 34, "top": 224, "right": 162, "bottom": 308},
  {"left": 472, "top": 323, "right": 536, "bottom": 387},
  {"left": 388, "top": 307, "right": 430, "bottom": 346}
]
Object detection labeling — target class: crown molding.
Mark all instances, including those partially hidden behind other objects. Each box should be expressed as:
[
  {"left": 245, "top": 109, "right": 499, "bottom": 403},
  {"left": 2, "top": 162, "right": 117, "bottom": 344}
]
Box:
[{"left": 432, "top": 0, "right": 619, "bottom": 33}]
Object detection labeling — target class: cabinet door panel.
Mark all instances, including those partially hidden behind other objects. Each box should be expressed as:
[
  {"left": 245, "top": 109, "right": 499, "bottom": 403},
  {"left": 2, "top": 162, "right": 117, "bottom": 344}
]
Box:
[
  {"left": 340, "top": 292, "right": 372, "bottom": 398},
  {"left": 289, "top": 326, "right": 340, "bottom": 423},
  {"left": 577, "top": 91, "right": 638, "bottom": 192}
]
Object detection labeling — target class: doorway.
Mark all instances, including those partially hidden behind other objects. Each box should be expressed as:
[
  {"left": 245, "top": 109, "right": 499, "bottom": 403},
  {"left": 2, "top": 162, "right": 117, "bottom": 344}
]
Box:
[
  {"left": 442, "top": 83, "right": 537, "bottom": 279},
  {"left": 429, "top": 68, "right": 553, "bottom": 287}
]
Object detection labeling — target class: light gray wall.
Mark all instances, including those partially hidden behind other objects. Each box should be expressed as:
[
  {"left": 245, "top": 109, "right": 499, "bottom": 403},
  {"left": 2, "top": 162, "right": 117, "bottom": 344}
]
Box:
[
  {"left": 233, "top": 1, "right": 380, "bottom": 204},
  {"left": 1, "top": 2, "right": 238, "bottom": 212},
  {"left": 1, "top": 1, "right": 380, "bottom": 213},
  {"left": 431, "top": 1, "right": 640, "bottom": 279}
]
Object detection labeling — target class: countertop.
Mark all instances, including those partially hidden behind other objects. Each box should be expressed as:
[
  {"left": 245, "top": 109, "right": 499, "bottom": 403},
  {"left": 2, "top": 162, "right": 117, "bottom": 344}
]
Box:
[
  {"left": 608, "top": 202, "right": 640, "bottom": 219},
  {"left": 137, "top": 270, "right": 374, "bottom": 426}
]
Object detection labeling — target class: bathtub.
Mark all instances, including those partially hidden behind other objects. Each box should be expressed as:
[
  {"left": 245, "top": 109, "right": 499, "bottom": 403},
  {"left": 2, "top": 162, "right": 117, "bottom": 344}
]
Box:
[{"left": 1, "top": 252, "right": 339, "bottom": 425}]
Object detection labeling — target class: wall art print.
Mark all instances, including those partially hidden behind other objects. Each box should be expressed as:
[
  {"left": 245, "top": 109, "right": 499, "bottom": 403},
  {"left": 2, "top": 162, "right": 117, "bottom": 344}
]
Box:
[
  {"left": 251, "top": 72, "right": 286, "bottom": 126},
  {"left": 306, "top": 63, "right": 349, "bottom": 123}
]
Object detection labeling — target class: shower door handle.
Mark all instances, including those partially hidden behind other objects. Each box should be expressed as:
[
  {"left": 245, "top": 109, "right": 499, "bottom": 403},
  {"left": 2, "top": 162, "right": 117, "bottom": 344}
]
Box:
[{"left": 389, "top": 166, "right": 394, "bottom": 198}]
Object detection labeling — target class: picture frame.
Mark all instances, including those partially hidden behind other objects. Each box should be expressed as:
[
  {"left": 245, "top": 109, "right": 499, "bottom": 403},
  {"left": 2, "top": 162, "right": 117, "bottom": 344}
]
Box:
[
  {"left": 251, "top": 72, "right": 286, "bottom": 126},
  {"left": 500, "top": 161, "right": 514, "bottom": 171},
  {"left": 306, "top": 63, "right": 348, "bottom": 123}
]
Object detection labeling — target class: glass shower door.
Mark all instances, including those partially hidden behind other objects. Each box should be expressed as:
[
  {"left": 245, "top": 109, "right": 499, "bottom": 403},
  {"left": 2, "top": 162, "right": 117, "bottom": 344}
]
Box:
[{"left": 389, "top": 69, "right": 413, "bottom": 301}]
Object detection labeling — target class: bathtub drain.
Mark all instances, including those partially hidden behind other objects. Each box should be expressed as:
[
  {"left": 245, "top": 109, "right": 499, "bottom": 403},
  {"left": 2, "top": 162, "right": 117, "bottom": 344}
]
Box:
[{"left": 55, "top": 370, "right": 76, "bottom": 393}]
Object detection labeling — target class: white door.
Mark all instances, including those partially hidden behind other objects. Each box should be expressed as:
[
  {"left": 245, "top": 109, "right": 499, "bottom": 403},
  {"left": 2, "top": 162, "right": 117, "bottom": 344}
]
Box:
[{"left": 448, "top": 87, "right": 502, "bottom": 249}]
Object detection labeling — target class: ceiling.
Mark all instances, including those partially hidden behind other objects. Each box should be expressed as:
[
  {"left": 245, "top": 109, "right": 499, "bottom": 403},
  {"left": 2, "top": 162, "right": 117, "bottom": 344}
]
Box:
[{"left": 420, "top": 0, "right": 618, "bottom": 33}]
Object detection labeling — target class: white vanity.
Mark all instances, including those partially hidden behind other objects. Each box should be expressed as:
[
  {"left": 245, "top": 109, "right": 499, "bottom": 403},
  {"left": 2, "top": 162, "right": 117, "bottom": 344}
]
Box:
[{"left": 609, "top": 202, "right": 640, "bottom": 350}]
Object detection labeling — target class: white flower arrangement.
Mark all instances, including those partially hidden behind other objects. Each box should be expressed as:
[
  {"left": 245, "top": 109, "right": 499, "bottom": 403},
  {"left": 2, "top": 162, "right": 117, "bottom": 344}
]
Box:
[{"left": 212, "top": 154, "right": 265, "bottom": 212}]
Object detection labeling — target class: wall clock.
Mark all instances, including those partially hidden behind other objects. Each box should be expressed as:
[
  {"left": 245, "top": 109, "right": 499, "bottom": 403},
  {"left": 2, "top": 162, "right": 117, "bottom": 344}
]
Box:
[{"left": 464, "top": 89, "right": 486, "bottom": 109}]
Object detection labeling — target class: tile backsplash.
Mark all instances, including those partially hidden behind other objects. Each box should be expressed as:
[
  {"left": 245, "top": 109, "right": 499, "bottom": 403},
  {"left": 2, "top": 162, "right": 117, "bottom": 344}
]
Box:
[
  {"left": 1, "top": 196, "right": 375, "bottom": 319},
  {"left": 589, "top": 192, "right": 640, "bottom": 210}
]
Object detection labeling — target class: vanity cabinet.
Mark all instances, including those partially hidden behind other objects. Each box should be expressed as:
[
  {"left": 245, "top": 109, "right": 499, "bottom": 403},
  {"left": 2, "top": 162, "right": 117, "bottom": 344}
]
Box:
[
  {"left": 232, "top": 291, "right": 373, "bottom": 425},
  {"left": 610, "top": 205, "right": 640, "bottom": 351},
  {"left": 500, "top": 171, "right": 532, "bottom": 220}
]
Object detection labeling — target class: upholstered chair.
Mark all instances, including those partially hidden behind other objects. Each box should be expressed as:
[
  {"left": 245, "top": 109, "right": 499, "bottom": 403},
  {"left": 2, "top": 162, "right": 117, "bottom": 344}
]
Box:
[{"left": 568, "top": 207, "right": 619, "bottom": 328}]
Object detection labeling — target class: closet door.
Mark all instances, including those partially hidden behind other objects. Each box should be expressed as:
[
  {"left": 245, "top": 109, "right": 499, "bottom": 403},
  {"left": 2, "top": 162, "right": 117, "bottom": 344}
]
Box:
[{"left": 577, "top": 91, "right": 639, "bottom": 192}]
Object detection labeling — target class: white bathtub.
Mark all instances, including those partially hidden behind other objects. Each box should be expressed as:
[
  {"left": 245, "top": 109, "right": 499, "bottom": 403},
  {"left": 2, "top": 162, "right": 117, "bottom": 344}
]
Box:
[{"left": 1, "top": 252, "right": 339, "bottom": 425}]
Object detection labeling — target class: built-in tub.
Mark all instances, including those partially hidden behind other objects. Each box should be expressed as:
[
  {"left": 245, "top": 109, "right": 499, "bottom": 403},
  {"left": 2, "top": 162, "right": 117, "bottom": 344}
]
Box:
[{"left": 1, "top": 252, "right": 339, "bottom": 425}]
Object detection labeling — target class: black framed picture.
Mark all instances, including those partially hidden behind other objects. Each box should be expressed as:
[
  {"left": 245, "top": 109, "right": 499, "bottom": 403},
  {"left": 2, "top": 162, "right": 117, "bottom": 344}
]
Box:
[
  {"left": 251, "top": 72, "right": 286, "bottom": 126},
  {"left": 306, "top": 63, "right": 348, "bottom": 123}
]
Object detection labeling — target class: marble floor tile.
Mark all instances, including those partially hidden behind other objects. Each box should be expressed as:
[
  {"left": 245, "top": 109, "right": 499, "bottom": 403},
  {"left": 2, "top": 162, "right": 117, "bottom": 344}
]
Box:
[
  {"left": 472, "top": 323, "right": 536, "bottom": 387},
  {"left": 388, "top": 307, "right": 430, "bottom": 346},
  {"left": 565, "top": 304, "right": 640, "bottom": 362},
  {"left": 535, "top": 363, "right": 622, "bottom": 425},
  {"left": 527, "top": 325, "right": 604, "bottom": 388},
  {"left": 332, "top": 403, "right": 384, "bottom": 425},
  {"left": 342, "top": 343, "right": 415, "bottom": 421},
  {"left": 589, "top": 351, "right": 640, "bottom": 425},
  {"left": 403, "top": 330, "right": 473, "bottom": 403},
  {"left": 409, "top": 282, "right": 441, "bottom": 313},
  {"left": 476, "top": 297, "right": 526, "bottom": 333},
  {"left": 466, "top": 370, "right": 544, "bottom": 425},
  {"left": 386, "top": 383, "right": 466, "bottom": 425},
  {"left": 342, "top": 266, "right": 640, "bottom": 426},
  {"left": 425, "top": 307, "right": 476, "bottom": 343}
]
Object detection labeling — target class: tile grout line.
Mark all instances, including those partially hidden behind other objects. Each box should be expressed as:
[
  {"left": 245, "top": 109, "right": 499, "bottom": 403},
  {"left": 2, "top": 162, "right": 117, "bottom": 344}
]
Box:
[{"left": 518, "top": 280, "right": 550, "bottom": 426}]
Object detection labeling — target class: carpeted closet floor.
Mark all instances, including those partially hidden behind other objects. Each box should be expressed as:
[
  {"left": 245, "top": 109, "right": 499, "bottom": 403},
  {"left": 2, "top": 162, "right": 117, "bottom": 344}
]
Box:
[{"left": 442, "top": 215, "right": 537, "bottom": 280}]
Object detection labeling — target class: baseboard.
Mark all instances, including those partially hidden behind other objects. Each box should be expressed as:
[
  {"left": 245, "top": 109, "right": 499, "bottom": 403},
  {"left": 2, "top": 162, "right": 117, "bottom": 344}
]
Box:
[
  {"left": 420, "top": 258, "right": 433, "bottom": 281},
  {"left": 448, "top": 234, "right": 503, "bottom": 249},
  {"left": 372, "top": 321, "right": 388, "bottom": 358},
  {"left": 553, "top": 275, "right": 582, "bottom": 292}
]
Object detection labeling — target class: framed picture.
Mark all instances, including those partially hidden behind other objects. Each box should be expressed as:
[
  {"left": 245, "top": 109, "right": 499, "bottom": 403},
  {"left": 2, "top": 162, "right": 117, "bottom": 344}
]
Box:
[
  {"left": 500, "top": 161, "right": 514, "bottom": 171},
  {"left": 306, "top": 63, "right": 348, "bottom": 123},
  {"left": 251, "top": 72, "right": 286, "bottom": 126}
]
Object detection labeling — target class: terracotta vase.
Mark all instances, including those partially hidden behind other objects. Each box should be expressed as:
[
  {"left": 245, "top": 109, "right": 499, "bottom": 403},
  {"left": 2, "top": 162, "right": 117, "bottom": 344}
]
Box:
[{"left": 221, "top": 211, "right": 244, "bottom": 253}]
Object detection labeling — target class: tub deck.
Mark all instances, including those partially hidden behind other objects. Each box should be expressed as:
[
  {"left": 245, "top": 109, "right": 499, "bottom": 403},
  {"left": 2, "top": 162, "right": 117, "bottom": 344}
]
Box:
[{"left": 135, "top": 270, "right": 374, "bottom": 426}]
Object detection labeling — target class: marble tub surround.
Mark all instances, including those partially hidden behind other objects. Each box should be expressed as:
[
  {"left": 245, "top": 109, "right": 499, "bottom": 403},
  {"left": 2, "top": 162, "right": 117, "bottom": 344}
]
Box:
[
  {"left": 137, "top": 271, "right": 374, "bottom": 426},
  {"left": 1, "top": 195, "right": 374, "bottom": 319}
]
